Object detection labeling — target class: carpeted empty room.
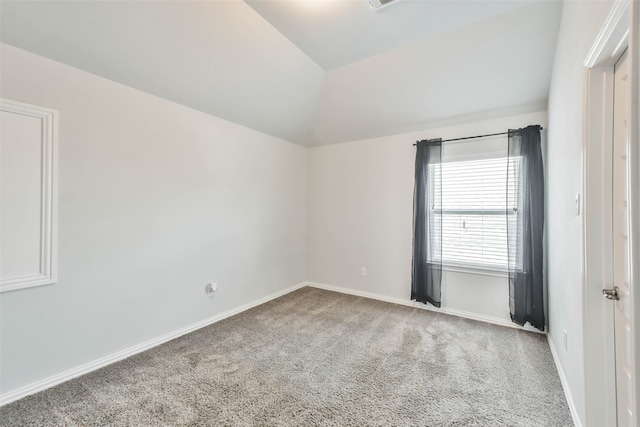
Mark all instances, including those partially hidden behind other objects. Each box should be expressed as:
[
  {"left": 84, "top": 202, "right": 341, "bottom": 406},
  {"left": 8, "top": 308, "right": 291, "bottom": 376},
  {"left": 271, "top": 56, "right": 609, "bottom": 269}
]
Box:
[
  {"left": 4, "top": 1, "right": 638, "bottom": 425},
  {"left": 1, "top": 288, "right": 572, "bottom": 426}
]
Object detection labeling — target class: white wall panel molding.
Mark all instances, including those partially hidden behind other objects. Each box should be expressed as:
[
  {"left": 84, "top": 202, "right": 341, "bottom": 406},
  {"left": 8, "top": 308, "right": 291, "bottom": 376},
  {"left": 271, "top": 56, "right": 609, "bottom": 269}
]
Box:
[{"left": 0, "top": 98, "right": 58, "bottom": 292}]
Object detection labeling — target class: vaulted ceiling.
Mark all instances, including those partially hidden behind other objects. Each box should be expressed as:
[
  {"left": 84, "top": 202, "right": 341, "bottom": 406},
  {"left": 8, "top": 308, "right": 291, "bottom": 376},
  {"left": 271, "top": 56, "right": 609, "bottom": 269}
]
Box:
[{"left": 0, "top": 0, "right": 562, "bottom": 146}]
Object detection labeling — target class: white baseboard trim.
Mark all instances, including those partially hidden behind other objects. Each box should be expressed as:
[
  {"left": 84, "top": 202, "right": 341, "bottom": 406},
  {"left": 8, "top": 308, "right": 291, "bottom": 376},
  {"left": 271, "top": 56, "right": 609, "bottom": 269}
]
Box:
[
  {"left": 306, "top": 281, "right": 545, "bottom": 334},
  {"left": 0, "top": 282, "right": 307, "bottom": 407},
  {"left": 547, "top": 334, "right": 582, "bottom": 427}
]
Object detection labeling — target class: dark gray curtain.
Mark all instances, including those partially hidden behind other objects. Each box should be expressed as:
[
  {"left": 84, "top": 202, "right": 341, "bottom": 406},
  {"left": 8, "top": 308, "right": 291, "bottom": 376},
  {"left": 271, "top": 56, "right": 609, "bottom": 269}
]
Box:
[
  {"left": 507, "top": 125, "right": 545, "bottom": 330},
  {"left": 412, "top": 139, "right": 442, "bottom": 308}
]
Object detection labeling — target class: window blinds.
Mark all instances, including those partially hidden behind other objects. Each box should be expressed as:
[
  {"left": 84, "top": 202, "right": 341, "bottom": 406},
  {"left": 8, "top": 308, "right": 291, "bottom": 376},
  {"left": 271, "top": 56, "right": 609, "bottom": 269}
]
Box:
[{"left": 429, "top": 157, "right": 521, "bottom": 271}]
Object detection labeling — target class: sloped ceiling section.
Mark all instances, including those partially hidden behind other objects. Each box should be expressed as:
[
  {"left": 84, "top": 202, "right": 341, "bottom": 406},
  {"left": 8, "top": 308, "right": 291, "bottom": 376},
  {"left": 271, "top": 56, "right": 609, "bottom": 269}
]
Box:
[
  {"left": 0, "top": 1, "right": 562, "bottom": 147},
  {"left": 245, "top": 0, "right": 541, "bottom": 70},
  {"left": 0, "top": 0, "right": 325, "bottom": 145},
  {"left": 312, "top": 1, "right": 562, "bottom": 144}
]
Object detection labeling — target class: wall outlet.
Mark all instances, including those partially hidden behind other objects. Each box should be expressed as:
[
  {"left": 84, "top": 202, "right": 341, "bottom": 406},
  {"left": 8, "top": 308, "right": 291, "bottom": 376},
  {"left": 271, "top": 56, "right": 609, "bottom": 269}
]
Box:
[
  {"left": 205, "top": 282, "right": 217, "bottom": 297},
  {"left": 360, "top": 267, "right": 367, "bottom": 277},
  {"left": 563, "top": 329, "right": 568, "bottom": 350}
]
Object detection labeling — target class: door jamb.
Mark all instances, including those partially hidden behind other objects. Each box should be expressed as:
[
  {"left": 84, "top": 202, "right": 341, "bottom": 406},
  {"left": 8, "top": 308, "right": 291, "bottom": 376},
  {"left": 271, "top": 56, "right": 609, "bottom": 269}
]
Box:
[{"left": 582, "top": 0, "right": 639, "bottom": 425}]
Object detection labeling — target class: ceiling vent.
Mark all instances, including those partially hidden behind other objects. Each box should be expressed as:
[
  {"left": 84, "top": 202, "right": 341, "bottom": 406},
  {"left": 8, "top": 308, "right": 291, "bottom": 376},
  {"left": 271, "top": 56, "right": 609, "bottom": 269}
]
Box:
[{"left": 368, "top": 0, "right": 400, "bottom": 11}]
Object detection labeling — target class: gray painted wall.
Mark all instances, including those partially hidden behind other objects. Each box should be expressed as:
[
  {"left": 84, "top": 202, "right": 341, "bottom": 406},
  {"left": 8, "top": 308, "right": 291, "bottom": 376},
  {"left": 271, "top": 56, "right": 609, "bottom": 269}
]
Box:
[
  {"left": 546, "top": 1, "right": 615, "bottom": 425},
  {"left": 307, "top": 111, "right": 547, "bottom": 326},
  {"left": 0, "top": 44, "right": 308, "bottom": 394}
]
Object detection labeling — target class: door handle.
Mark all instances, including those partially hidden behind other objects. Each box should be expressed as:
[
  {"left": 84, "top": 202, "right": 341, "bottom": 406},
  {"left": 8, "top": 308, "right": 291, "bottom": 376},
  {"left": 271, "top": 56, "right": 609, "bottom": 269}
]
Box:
[{"left": 602, "top": 287, "right": 619, "bottom": 300}]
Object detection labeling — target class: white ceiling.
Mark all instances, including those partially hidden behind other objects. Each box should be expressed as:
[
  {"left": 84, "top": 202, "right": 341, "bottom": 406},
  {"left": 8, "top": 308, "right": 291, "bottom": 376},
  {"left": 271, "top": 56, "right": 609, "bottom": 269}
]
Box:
[
  {"left": 312, "top": 0, "right": 562, "bottom": 144},
  {"left": 245, "top": 0, "right": 543, "bottom": 70},
  {"left": 0, "top": 0, "right": 325, "bottom": 144},
  {"left": 0, "top": 0, "right": 563, "bottom": 146}
]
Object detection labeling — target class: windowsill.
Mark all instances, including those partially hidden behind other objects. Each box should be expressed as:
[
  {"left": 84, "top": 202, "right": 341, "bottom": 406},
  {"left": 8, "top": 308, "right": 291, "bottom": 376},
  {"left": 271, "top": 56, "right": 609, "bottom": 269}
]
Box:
[{"left": 441, "top": 263, "right": 509, "bottom": 278}]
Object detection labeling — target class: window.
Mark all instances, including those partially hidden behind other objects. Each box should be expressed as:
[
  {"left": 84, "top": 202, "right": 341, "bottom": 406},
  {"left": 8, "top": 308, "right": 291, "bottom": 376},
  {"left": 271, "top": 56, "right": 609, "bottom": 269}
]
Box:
[{"left": 428, "top": 156, "right": 521, "bottom": 271}]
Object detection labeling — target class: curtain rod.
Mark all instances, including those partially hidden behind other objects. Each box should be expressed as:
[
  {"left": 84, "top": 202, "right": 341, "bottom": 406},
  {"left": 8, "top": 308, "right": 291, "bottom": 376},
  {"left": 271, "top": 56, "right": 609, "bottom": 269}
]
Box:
[{"left": 413, "top": 125, "right": 544, "bottom": 146}]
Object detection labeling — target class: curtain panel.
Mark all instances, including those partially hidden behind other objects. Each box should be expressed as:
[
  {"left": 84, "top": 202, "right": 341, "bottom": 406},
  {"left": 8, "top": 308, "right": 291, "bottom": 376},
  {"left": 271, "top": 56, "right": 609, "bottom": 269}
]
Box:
[
  {"left": 412, "top": 139, "right": 443, "bottom": 308},
  {"left": 507, "top": 125, "right": 545, "bottom": 330}
]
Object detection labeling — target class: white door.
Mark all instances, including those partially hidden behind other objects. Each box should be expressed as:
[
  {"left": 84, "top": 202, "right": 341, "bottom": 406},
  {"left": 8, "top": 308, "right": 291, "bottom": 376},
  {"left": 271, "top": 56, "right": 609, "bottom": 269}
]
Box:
[{"left": 609, "top": 48, "right": 635, "bottom": 427}]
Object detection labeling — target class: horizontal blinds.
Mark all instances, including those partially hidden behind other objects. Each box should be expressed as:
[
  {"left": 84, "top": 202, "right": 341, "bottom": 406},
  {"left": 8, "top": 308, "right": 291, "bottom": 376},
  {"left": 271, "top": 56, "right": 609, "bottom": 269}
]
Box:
[{"left": 429, "top": 157, "right": 521, "bottom": 270}]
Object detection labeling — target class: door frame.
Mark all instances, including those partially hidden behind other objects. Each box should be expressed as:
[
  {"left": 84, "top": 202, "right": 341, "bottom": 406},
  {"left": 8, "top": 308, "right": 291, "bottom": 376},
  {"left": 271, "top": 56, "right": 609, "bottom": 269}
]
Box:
[{"left": 582, "top": 0, "right": 639, "bottom": 425}]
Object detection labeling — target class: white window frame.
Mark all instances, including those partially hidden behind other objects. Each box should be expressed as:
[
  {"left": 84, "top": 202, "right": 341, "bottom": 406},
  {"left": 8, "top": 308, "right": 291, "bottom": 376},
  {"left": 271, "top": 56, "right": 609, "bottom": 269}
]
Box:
[{"left": 427, "top": 154, "right": 522, "bottom": 274}]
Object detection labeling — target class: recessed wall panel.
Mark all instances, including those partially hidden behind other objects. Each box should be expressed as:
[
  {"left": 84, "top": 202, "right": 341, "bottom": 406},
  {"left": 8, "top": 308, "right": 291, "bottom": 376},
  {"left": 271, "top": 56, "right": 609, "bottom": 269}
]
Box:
[{"left": 0, "top": 99, "right": 57, "bottom": 292}]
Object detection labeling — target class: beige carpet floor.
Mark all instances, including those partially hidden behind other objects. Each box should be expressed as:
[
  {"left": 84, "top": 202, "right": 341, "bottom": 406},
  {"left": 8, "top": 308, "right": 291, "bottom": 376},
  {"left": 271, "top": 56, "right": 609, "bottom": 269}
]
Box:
[{"left": 0, "top": 287, "right": 573, "bottom": 426}]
